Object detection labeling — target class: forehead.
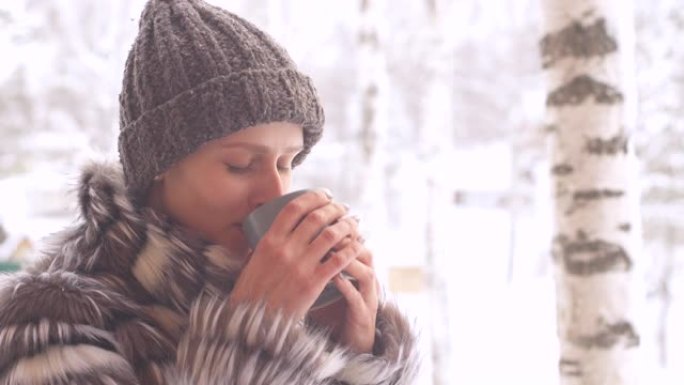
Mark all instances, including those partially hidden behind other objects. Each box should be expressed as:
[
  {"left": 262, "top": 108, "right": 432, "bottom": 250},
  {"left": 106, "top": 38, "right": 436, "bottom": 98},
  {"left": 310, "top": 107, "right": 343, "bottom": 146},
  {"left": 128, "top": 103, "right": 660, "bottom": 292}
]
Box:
[{"left": 208, "top": 122, "right": 304, "bottom": 152}]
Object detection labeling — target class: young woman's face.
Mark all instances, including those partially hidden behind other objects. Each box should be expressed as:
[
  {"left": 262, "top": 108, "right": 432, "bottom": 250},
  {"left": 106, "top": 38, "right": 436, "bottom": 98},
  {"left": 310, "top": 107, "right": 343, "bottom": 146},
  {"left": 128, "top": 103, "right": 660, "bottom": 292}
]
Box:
[{"left": 152, "top": 122, "right": 304, "bottom": 255}]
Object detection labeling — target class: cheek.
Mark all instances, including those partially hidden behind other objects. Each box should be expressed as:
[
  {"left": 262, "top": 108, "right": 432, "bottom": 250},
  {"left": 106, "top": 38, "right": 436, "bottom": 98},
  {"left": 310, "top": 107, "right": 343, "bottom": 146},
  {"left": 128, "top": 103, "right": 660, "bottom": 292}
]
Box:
[
  {"left": 164, "top": 171, "right": 236, "bottom": 228},
  {"left": 188, "top": 175, "right": 242, "bottom": 219},
  {"left": 189, "top": 179, "right": 250, "bottom": 252}
]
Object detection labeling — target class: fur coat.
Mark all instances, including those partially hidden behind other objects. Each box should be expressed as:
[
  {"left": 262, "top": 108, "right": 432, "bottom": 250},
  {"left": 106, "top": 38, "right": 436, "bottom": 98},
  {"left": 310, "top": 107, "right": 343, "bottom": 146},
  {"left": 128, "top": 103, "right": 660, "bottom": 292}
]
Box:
[{"left": 0, "top": 163, "right": 419, "bottom": 385}]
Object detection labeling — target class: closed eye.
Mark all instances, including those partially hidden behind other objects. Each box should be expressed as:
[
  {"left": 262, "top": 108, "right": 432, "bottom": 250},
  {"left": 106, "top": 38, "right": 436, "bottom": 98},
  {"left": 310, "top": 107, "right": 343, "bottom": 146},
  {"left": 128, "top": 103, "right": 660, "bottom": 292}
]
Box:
[{"left": 226, "top": 163, "right": 253, "bottom": 173}]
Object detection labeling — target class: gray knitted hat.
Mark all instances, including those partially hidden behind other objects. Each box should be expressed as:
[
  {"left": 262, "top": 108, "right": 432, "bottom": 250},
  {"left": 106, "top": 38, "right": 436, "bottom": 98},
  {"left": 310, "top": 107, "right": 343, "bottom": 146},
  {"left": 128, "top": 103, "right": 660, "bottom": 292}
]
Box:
[{"left": 118, "top": 0, "right": 324, "bottom": 201}]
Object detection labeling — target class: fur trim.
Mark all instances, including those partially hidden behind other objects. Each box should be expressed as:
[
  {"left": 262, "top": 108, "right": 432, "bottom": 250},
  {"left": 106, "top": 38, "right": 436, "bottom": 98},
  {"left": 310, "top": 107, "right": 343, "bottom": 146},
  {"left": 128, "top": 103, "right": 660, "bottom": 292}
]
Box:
[
  {"left": 338, "top": 303, "right": 421, "bottom": 385},
  {"left": 0, "top": 344, "right": 139, "bottom": 385},
  {"left": 0, "top": 271, "right": 140, "bottom": 385},
  {"left": 0, "top": 271, "right": 137, "bottom": 327},
  {"left": 179, "top": 296, "right": 347, "bottom": 384}
]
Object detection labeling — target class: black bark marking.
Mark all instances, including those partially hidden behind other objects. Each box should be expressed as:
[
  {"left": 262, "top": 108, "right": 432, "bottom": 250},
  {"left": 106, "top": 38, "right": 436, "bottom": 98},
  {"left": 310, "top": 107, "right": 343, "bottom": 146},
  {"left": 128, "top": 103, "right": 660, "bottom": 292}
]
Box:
[
  {"left": 453, "top": 191, "right": 464, "bottom": 205},
  {"left": 547, "top": 75, "right": 623, "bottom": 106},
  {"left": 572, "top": 321, "right": 640, "bottom": 349},
  {"left": 585, "top": 135, "right": 629, "bottom": 155},
  {"left": 559, "top": 358, "right": 582, "bottom": 377},
  {"left": 361, "top": 84, "right": 378, "bottom": 161},
  {"left": 552, "top": 164, "right": 574, "bottom": 176},
  {"left": 358, "top": 30, "right": 379, "bottom": 48},
  {"left": 540, "top": 18, "right": 618, "bottom": 68},
  {"left": 618, "top": 223, "right": 631, "bottom": 232},
  {"left": 566, "top": 188, "right": 624, "bottom": 215},
  {"left": 553, "top": 231, "right": 632, "bottom": 275},
  {"left": 574, "top": 188, "right": 624, "bottom": 202}
]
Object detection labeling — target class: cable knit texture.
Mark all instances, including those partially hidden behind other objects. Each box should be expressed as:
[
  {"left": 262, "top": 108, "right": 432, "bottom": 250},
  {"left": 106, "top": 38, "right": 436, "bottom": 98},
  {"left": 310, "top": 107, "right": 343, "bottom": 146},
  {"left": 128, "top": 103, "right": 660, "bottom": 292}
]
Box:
[
  {"left": 0, "top": 163, "right": 420, "bottom": 385},
  {"left": 118, "top": 0, "right": 325, "bottom": 202}
]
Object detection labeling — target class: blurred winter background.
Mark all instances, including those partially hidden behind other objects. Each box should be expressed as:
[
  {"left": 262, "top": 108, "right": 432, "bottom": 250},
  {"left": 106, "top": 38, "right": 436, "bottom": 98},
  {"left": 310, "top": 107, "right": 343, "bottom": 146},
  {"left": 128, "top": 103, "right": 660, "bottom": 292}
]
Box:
[{"left": 1, "top": 0, "right": 682, "bottom": 383}]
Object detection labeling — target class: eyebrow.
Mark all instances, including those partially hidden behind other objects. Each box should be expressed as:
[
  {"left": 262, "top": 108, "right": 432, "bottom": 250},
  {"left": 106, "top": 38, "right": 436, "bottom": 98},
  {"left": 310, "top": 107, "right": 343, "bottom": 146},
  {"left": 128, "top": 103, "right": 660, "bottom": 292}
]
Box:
[{"left": 219, "top": 142, "right": 303, "bottom": 154}]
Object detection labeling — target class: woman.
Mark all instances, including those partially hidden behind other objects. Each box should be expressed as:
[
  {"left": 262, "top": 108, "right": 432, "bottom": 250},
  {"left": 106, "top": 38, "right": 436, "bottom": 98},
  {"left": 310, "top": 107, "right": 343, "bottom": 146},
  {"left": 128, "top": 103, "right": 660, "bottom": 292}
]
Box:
[{"left": 0, "top": 0, "right": 418, "bottom": 384}]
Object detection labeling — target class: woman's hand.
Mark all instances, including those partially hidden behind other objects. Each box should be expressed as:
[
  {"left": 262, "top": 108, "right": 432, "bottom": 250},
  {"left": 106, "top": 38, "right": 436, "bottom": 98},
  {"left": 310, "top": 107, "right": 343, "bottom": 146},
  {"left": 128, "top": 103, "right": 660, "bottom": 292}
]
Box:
[
  {"left": 229, "top": 190, "right": 362, "bottom": 322},
  {"left": 308, "top": 241, "right": 379, "bottom": 354}
]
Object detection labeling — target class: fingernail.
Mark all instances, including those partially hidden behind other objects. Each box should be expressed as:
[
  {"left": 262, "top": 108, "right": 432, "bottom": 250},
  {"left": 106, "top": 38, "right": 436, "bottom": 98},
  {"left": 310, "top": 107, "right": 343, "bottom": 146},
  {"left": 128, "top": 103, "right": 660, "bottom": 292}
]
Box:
[
  {"left": 320, "top": 187, "right": 333, "bottom": 199},
  {"left": 341, "top": 202, "right": 351, "bottom": 211},
  {"left": 351, "top": 215, "right": 361, "bottom": 223},
  {"left": 358, "top": 235, "right": 366, "bottom": 244}
]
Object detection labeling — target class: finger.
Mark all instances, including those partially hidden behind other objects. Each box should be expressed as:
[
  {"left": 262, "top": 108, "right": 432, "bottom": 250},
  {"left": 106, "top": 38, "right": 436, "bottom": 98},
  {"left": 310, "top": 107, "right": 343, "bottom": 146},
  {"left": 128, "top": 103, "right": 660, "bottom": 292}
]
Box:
[
  {"left": 291, "top": 201, "right": 350, "bottom": 245},
  {"left": 268, "top": 189, "right": 332, "bottom": 236},
  {"left": 333, "top": 273, "right": 365, "bottom": 309},
  {"left": 316, "top": 238, "right": 363, "bottom": 280},
  {"left": 306, "top": 216, "right": 359, "bottom": 263},
  {"left": 355, "top": 247, "right": 373, "bottom": 267},
  {"left": 331, "top": 235, "right": 353, "bottom": 251},
  {"left": 341, "top": 259, "right": 377, "bottom": 302}
]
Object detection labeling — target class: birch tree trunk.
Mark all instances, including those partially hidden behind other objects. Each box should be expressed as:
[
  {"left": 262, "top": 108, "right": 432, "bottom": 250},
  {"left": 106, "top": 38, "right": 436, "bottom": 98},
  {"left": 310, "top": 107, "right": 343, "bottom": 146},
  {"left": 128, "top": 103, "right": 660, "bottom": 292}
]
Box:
[
  {"left": 420, "top": 2, "right": 454, "bottom": 383},
  {"left": 354, "top": 0, "right": 390, "bottom": 238},
  {"left": 540, "top": 1, "right": 643, "bottom": 384}
]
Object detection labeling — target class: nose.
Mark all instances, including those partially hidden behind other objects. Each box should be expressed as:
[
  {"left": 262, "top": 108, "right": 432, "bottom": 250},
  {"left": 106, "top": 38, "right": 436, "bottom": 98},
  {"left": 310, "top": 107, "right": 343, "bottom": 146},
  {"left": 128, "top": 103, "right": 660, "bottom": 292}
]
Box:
[{"left": 250, "top": 166, "right": 286, "bottom": 208}]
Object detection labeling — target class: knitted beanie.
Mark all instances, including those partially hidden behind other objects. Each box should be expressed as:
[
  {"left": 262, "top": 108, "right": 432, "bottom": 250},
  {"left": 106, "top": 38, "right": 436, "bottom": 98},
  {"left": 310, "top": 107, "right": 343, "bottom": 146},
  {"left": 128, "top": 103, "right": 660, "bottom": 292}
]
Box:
[{"left": 118, "top": 0, "right": 325, "bottom": 201}]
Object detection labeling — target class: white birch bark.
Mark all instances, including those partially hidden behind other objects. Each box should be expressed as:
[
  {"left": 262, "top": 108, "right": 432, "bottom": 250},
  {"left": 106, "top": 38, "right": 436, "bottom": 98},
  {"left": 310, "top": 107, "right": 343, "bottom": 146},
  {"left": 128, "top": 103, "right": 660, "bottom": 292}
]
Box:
[
  {"left": 420, "top": 2, "right": 454, "bottom": 383},
  {"left": 540, "top": 0, "right": 644, "bottom": 384},
  {"left": 354, "top": 0, "right": 390, "bottom": 240}
]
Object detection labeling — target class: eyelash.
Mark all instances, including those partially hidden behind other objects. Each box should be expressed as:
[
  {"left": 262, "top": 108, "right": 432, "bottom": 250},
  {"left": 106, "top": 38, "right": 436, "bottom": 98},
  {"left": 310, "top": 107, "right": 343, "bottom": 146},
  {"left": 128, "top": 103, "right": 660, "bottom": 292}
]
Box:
[
  {"left": 225, "top": 163, "right": 292, "bottom": 174},
  {"left": 226, "top": 164, "right": 252, "bottom": 173}
]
